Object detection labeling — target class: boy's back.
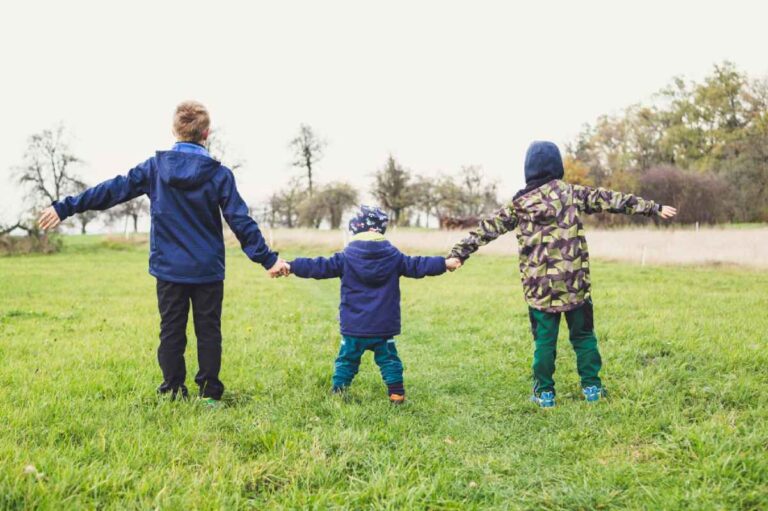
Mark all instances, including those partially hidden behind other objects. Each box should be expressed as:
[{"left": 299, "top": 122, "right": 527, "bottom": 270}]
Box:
[
  {"left": 451, "top": 142, "right": 662, "bottom": 313},
  {"left": 39, "top": 101, "right": 285, "bottom": 402},
  {"left": 509, "top": 178, "right": 658, "bottom": 312},
  {"left": 51, "top": 143, "right": 276, "bottom": 283}
]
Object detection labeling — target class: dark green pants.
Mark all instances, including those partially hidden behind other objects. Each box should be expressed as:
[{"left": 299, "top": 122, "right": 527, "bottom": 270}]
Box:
[
  {"left": 528, "top": 300, "right": 602, "bottom": 394},
  {"left": 333, "top": 336, "right": 403, "bottom": 388}
]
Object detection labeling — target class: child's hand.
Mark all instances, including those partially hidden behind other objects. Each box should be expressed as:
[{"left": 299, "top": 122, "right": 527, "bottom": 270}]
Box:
[
  {"left": 445, "top": 257, "right": 463, "bottom": 272},
  {"left": 268, "top": 259, "right": 291, "bottom": 278},
  {"left": 659, "top": 205, "right": 677, "bottom": 220},
  {"left": 38, "top": 206, "right": 61, "bottom": 230}
]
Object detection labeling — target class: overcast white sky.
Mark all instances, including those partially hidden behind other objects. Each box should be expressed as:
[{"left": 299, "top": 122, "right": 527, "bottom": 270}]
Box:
[{"left": 1, "top": 0, "right": 767, "bottom": 227}]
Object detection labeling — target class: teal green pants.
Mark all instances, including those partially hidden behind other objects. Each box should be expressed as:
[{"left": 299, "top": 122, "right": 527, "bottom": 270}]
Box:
[
  {"left": 528, "top": 300, "right": 602, "bottom": 394},
  {"left": 333, "top": 336, "right": 403, "bottom": 388}
]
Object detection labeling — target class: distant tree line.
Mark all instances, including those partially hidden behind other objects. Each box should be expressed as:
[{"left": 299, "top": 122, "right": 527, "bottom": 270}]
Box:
[
  {"left": 267, "top": 128, "right": 500, "bottom": 229},
  {"left": 566, "top": 61, "right": 768, "bottom": 224},
  {"left": 4, "top": 61, "right": 767, "bottom": 244}
]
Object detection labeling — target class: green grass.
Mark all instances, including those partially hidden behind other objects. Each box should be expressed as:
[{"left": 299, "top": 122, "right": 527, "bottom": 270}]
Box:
[{"left": 1, "top": 236, "right": 767, "bottom": 510}]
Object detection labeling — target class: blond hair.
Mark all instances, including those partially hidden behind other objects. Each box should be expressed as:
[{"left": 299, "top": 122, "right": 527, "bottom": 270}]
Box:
[{"left": 173, "top": 101, "right": 210, "bottom": 142}]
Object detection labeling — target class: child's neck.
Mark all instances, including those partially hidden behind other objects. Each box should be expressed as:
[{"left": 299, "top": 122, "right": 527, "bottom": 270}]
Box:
[
  {"left": 352, "top": 231, "right": 386, "bottom": 241},
  {"left": 175, "top": 140, "right": 206, "bottom": 148}
]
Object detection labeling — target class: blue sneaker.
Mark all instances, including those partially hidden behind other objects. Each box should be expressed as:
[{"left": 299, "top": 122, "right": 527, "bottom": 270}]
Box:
[
  {"left": 583, "top": 386, "right": 604, "bottom": 403},
  {"left": 531, "top": 391, "right": 556, "bottom": 408}
]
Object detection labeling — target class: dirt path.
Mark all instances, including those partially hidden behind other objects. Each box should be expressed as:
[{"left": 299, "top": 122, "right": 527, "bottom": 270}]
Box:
[{"left": 266, "top": 227, "right": 768, "bottom": 268}]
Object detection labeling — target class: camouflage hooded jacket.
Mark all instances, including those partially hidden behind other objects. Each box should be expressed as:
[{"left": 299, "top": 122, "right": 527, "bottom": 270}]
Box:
[{"left": 450, "top": 179, "right": 662, "bottom": 313}]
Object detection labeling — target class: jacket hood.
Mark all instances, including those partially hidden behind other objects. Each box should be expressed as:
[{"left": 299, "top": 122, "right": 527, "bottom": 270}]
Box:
[
  {"left": 524, "top": 141, "right": 564, "bottom": 184},
  {"left": 343, "top": 240, "right": 401, "bottom": 287},
  {"left": 155, "top": 151, "right": 222, "bottom": 189}
]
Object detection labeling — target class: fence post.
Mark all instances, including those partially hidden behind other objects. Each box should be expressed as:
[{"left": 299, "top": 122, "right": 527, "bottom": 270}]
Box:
[{"left": 641, "top": 245, "right": 647, "bottom": 267}]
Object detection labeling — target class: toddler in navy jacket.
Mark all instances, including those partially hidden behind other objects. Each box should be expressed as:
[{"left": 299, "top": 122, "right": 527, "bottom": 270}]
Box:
[{"left": 288, "top": 206, "right": 461, "bottom": 403}]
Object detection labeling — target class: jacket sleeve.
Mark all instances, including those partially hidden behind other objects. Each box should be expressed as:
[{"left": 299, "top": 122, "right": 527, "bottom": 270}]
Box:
[
  {"left": 448, "top": 204, "right": 519, "bottom": 262},
  {"left": 218, "top": 168, "right": 278, "bottom": 270},
  {"left": 290, "top": 253, "right": 344, "bottom": 279},
  {"left": 572, "top": 184, "right": 662, "bottom": 216},
  {"left": 400, "top": 254, "right": 447, "bottom": 279},
  {"left": 52, "top": 159, "right": 152, "bottom": 220}
]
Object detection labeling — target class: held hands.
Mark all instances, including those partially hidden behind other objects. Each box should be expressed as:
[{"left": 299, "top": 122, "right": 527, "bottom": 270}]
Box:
[
  {"left": 445, "top": 257, "right": 463, "bottom": 272},
  {"left": 38, "top": 206, "right": 61, "bottom": 230},
  {"left": 659, "top": 205, "right": 678, "bottom": 220},
  {"left": 268, "top": 259, "right": 291, "bottom": 278}
]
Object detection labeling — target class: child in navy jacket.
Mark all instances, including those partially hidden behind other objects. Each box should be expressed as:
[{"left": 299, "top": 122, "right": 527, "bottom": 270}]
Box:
[
  {"left": 38, "top": 101, "right": 288, "bottom": 404},
  {"left": 288, "top": 206, "right": 462, "bottom": 403}
]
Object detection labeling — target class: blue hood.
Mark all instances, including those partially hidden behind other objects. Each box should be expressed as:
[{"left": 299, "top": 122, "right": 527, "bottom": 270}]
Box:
[
  {"left": 156, "top": 151, "right": 222, "bottom": 189},
  {"left": 344, "top": 240, "right": 402, "bottom": 286},
  {"left": 524, "top": 141, "right": 564, "bottom": 184}
]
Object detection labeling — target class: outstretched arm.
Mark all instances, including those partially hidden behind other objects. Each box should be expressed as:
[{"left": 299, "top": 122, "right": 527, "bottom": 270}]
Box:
[
  {"left": 290, "top": 253, "right": 344, "bottom": 279},
  {"left": 572, "top": 184, "right": 667, "bottom": 217},
  {"left": 39, "top": 159, "right": 152, "bottom": 230},
  {"left": 400, "top": 254, "right": 447, "bottom": 279},
  {"left": 218, "top": 169, "right": 281, "bottom": 272},
  {"left": 448, "top": 204, "right": 519, "bottom": 262}
]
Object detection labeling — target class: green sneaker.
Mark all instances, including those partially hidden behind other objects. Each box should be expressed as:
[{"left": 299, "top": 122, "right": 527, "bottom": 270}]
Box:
[{"left": 200, "top": 397, "right": 224, "bottom": 409}]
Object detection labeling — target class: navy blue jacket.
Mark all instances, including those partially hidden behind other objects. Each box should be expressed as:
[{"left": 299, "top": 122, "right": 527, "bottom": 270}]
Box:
[
  {"left": 290, "top": 238, "right": 446, "bottom": 338},
  {"left": 53, "top": 146, "right": 277, "bottom": 284}
]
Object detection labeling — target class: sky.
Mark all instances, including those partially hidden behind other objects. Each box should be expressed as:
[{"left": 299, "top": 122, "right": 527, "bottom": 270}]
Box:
[{"left": 1, "top": 0, "right": 767, "bottom": 229}]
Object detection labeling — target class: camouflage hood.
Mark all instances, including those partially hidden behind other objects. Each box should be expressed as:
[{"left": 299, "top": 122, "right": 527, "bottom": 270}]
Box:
[{"left": 451, "top": 179, "right": 661, "bottom": 313}]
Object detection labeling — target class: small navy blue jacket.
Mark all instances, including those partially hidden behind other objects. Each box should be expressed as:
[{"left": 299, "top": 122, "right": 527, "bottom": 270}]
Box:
[
  {"left": 290, "top": 236, "right": 446, "bottom": 338},
  {"left": 53, "top": 144, "right": 277, "bottom": 284}
]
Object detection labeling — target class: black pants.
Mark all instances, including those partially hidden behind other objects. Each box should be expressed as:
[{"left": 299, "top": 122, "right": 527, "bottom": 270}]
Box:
[{"left": 156, "top": 279, "right": 225, "bottom": 399}]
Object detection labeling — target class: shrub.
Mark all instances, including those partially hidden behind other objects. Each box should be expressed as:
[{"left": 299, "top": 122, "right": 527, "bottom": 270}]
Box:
[{"left": 0, "top": 234, "right": 62, "bottom": 255}]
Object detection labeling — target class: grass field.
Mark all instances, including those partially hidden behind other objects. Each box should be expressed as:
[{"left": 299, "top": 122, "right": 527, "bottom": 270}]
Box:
[{"left": 1, "top": 236, "right": 767, "bottom": 510}]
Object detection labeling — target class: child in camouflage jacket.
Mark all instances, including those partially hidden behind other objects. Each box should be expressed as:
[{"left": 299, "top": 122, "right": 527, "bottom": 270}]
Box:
[{"left": 449, "top": 141, "right": 677, "bottom": 407}]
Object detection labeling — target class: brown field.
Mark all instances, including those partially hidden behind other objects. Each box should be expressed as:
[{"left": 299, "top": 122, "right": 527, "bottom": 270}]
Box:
[{"left": 260, "top": 226, "right": 768, "bottom": 268}]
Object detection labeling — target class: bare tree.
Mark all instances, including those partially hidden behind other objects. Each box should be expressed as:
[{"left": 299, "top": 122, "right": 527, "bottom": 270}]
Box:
[
  {"left": 371, "top": 155, "right": 415, "bottom": 226},
  {"left": 67, "top": 181, "right": 101, "bottom": 234},
  {"left": 204, "top": 128, "right": 245, "bottom": 171},
  {"left": 108, "top": 197, "right": 149, "bottom": 233},
  {"left": 289, "top": 124, "right": 325, "bottom": 196},
  {"left": 0, "top": 222, "right": 24, "bottom": 236},
  {"left": 15, "top": 125, "right": 84, "bottom": 208},
  {"left": 412, "top": 175, "right": 439, "bottom": 228},
  {"left": 269, "top": 177, "right": 306, "bottom": 227},
  {"left": 459, "top": 165, "right": 499, "bottom": 217}
]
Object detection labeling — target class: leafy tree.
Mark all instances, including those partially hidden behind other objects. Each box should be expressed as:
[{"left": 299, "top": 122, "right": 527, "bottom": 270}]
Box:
[
  {"left": 297, "top": 182, "right": 358, "bottom": 229},
  {"left": 371, "top": 155, "right": 414, "bottom": 226},
  {"left": 567, "top": 61, "right": 768, "bottom": 223},
  {"left": 319, "top": 182, "right": 359, "bottom": 229},
  {"left": 639, "top": 167, "right": 731, "bottom": 224},
  {"left": 563, "top": 155, "right": 593, "bottom": 186},
  {"left": 432, "top": 176, "right": 463, "bottom": 227},
  {"left": 412, "top": 176, "right": 440, "bottom": 228}
]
